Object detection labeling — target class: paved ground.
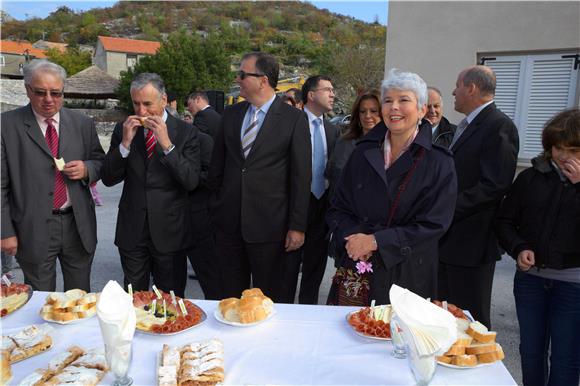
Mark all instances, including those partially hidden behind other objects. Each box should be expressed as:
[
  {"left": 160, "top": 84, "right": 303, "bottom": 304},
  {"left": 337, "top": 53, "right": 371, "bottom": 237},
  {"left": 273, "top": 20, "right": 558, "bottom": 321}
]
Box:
[{"left": 5, "top": 135, "right": 523, "bottom": 383}]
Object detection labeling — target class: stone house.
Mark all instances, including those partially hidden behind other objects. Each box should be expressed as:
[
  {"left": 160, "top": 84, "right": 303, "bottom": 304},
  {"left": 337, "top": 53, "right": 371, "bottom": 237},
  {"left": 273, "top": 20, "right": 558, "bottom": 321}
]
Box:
[{"left": 93, "top": 36, "right": 160, "bottom": 79}]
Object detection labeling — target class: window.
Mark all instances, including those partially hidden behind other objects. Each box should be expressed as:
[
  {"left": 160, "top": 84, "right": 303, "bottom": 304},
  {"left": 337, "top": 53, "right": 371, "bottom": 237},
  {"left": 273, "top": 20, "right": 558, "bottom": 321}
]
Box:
[
  {"left": 481, "top": 52, "right": 579, "bottom": 161},
  {"left": 127, "top": 54, "right": 137, "bottom": 69}
]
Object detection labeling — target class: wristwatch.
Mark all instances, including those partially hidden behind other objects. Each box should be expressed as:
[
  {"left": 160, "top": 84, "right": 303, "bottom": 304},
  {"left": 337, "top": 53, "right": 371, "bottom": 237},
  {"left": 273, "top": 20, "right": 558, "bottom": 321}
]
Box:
[{"left": 165, "top": 143, "right": 175, "bottom": 153}]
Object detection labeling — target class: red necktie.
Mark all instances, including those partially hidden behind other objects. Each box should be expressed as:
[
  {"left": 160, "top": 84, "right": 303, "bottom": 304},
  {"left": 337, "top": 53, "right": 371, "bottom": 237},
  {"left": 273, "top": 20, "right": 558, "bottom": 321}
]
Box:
[
  {"left": 45, "top": 119, "right": 67, "bottom": 209},
  {"left": 145, "top": 129, "right": 156, "bottom": 159}
]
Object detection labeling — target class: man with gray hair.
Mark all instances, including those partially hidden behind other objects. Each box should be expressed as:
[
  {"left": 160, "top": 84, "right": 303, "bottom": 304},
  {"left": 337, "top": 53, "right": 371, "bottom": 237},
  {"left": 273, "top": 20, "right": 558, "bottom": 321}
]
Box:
[
  {"left": 101, "top": 72, "right": 201, "bottom": 297},
  {"left": 1, "top": 59, "right": 105, "bottom": 291},
  {"left": 426, "top": 86, "right": 456, "bottom": 148},
  {"left": 439, "top": 65, "right": 519, "bottom": 328}
]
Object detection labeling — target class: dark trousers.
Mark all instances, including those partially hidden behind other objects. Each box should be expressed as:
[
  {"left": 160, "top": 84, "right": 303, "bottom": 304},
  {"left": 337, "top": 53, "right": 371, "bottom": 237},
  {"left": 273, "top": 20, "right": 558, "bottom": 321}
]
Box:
[
  {"left": 514, "top": 271, "right": 580, "bottom": 386},
  {"left": 19, "top": 211, "right": 94, "bottom": 292},
  {"left": 282, "top": 192, "right": 329, "bottom": 304},
  {"left": 438, "top": 261, "right": 496, "bottom": 328},
  {"left": 119, "top": 219, "right": 187, "bottom": 297},
  {"left": 214, "top": 229, "right": 285, "bottom": 302},
  {"left": 186, "top": 209, "right": 222, "bottom": 300}
]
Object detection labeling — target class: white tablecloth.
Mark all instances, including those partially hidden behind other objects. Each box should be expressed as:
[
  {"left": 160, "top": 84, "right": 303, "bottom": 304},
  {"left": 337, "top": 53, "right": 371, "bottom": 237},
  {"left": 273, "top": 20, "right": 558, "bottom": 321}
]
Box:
[{"left": 2, "top": 292, "right": 516, "bottom": 385}]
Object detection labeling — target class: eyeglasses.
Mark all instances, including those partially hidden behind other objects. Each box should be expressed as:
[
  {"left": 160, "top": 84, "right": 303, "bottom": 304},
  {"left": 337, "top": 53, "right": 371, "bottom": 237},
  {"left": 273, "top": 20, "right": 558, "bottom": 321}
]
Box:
[
  {"left": 28, "top": 86, "right": 64, "bottom": 98},
  {"left": 237, "top": 70, "right": 265, "bottom": 80},
  {"left": 313, "top": 87, "right": 335, "bottom": 94}
]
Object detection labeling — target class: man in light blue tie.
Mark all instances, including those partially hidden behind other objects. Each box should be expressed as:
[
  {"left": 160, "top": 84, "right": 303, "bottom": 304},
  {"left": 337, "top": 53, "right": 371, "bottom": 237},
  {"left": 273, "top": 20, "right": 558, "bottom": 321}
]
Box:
[{"left": 282, "top": 75, "right": 340, "bottom": 304}]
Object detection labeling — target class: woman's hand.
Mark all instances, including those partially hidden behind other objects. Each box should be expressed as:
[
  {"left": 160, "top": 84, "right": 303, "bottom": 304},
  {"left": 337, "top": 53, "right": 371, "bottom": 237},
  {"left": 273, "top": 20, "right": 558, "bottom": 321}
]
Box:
[
  {"left": 517, "top": 250, "right": 535, "bottom": 271},
  {"left": 344, "top": 233, "right": 378, "bottom": 261}
]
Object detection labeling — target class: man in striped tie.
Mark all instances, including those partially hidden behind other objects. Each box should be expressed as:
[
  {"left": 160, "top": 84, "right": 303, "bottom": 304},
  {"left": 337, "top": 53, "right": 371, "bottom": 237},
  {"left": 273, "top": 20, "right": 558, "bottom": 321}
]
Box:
[
  {"left": 207, "top": 52, "right": 312, "bottom": 302},
  {"left": 1, "top": 59, "right": 105, "bottom": 291},
  {"left": 101, "top": 73, "right": 201, "bottom": 298}
]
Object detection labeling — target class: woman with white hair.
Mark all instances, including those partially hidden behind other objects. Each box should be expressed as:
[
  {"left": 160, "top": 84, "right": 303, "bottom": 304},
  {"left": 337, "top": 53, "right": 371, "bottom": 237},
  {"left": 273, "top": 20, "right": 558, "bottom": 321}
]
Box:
[{"left": 327, "top": 69, "right": 458, "bottom": 305}]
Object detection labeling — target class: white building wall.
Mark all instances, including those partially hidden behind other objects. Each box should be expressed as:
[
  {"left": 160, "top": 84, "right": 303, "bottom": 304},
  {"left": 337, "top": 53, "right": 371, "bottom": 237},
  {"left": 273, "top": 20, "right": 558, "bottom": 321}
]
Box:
[{"left": 385, "top": 1, "right": 580, "bottom": 124}]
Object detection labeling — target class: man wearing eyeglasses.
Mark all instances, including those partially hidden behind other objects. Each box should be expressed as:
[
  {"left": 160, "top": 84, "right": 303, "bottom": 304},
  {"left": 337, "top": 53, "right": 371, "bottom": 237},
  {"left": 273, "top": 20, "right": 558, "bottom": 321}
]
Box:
[
  {"left": 1, "top": 59, "right": 105, "bottom": 291},
  {"left": 281, "top": 75, "right": 340, "bottom": 304},
  {"left": 207, "top": 52, "right": 311, "bottom": 302}
]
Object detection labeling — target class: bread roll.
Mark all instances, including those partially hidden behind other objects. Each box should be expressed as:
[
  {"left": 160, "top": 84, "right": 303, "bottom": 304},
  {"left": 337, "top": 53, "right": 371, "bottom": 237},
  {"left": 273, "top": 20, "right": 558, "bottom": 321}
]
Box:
[
  {"left": 218, "top": 298, "right": 239, "bottom": 323},
  {"left": 444, "top": 343, "right": 466, "bottom": 356},
  {"left": 476, "top": 343, "right": 505, "bottom": 363},
  {"left": 451, "top": 354, "right": 477, "bottom": 367},
  {"left": 238, "top": 296, "right": 267, "bottom": 323},
  {"left": 466, "top": 321, "right": 496, "bottom": 344},
  {"left": 241, "top": 288, "right": 264, "bottom": 298}
]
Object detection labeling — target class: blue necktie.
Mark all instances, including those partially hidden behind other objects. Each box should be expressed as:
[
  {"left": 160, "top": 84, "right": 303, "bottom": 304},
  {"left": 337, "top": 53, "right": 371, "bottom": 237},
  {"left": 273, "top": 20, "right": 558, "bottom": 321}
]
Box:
[{"left": 311, "top": 118, "right": 325, "bottom": 199}]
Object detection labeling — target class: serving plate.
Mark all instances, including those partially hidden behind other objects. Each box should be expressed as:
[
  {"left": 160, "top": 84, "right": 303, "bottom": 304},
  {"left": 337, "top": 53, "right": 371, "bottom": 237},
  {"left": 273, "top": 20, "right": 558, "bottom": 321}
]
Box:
[
  {"left": 136, "top": 307, "right": 207, "bottom": 335},
  {"left": 1, "top": 284, "right": 33, "bottom": 318},
  {"left": 346, "top": 311, "right": 391, "bottom": 341},
  {"left": 214, "top": 308, "right": 275, "bottom": 327},
  {"left": 41, "top": 311, "right": 96, "bottom": 325},
  {"left": 437, "top": 361, "right": 495, "bottom": 369}
]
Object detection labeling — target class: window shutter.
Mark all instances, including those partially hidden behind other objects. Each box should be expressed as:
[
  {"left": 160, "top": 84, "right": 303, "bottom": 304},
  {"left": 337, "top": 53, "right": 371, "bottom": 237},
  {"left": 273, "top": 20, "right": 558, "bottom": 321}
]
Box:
[
  {"left": 485, "top": 57, "right": 524, "bottom": 121},
  {"left": 519, "top": 55, "right": 578, "bottom": 160}
]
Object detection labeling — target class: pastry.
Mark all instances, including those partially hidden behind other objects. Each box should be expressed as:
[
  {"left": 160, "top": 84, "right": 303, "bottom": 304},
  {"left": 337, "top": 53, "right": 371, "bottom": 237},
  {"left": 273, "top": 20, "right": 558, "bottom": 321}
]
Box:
[
  {"left": 159, "top": 340, "right": 224, "bottom": 386},
  {"left": 0, "top": 283, "right": 31, "bottom": 317},
  {"left": 0, "top": 350, "right": 11, "bottom": 386},
  {"left": 7, "top": 325, "right": 53, "bottom": 363}
]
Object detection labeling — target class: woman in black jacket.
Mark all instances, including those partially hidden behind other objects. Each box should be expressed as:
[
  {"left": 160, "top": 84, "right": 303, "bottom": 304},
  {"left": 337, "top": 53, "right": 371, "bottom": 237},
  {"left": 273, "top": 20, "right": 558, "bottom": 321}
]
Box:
[
  {"left": 496, "top": 107, "right": 580, "bottom": 386},
  {"left": 326, "top": 69, "right": 457, "bottom": 305}
]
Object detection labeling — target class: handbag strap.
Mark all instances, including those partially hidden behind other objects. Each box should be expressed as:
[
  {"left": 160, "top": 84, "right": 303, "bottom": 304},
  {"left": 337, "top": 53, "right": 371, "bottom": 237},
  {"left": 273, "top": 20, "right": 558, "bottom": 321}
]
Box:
[{"left": 386, "top": 147, "right": 426, "bottom": 227}]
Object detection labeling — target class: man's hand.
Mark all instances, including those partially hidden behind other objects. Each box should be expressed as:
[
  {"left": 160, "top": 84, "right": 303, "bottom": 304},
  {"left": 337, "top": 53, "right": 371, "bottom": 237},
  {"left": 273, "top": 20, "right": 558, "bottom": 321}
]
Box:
[
  {"left": 344, "top": 233, "right": 377, "bottom": 261},
  {"left": 517, "top": 250, "right": 535, "bottom": 271},
  {"left": 62, "top": 160, "right": 87, "bottom": 180},
  {"left": 1, "top": 236, "right": 18, "bottom": 256},
  {"left": 147, "top": 115, "right": 172, "bottom": 151},
  {"left": 561, "top": 157, "right": 580, "bottom": 184},
  {"left": 285, "top": 230, "right": 305, "bottom": 252},
  {"left": 121, "top": 115, "right": 142, "bottom": 149}
]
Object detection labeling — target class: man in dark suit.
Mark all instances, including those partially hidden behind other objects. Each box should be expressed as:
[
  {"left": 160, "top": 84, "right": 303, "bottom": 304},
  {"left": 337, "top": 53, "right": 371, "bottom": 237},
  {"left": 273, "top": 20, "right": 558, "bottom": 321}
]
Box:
[
  {"left": 1, "top": 59, "right": 105, "bottom": 291},
  {"left": 101, "top": 73, "right": 200, "bottom": 298},
  {"left": 207, "top": 52, "right": 311, "bottom": 302},
  {"left": 282, "top": 75, "right": 340, "bottom": 304},
  {"left": 187, "top": 91, "right": 221, "bottom": 140},
  {"left": 439, "top": 65, "right": 519, "bottom": 328},
  {"left": 426, "top": 86, "right": 456, "bottom": 149}
]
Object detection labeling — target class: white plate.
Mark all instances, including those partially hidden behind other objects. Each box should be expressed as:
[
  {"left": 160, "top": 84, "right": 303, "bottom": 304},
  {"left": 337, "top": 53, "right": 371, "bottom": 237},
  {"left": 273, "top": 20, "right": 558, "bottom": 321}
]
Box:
[
  {"left": 40, "top": 312, "right": 96, "bottom": 325},
  {"left": 437, "top": 361, "right": 495, "bottom": 369},
  {"left": 136, "top": 309, "right": 207, "bottom": 336},
  {"left": 214, "top": 308, "right": 275, "bottom": 327},
  {"left": 345, "top": 311, "right": 392, "bottom": 341}
]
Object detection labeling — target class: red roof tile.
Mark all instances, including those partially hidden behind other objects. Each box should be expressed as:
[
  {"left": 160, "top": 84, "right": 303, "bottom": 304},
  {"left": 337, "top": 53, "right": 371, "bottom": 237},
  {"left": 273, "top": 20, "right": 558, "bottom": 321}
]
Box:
[
  {"left": 98, "top": 36, "right": 160, "bottom": 55},
  {"left": 0, "top": 40, "right": 47, "bottom": 58}
]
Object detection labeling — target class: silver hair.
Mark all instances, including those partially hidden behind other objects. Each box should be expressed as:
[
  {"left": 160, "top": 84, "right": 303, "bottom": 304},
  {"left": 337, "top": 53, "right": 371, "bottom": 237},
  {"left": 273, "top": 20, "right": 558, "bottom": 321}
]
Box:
[
  {"left": 381, "top": 68, "right": 427, "bottom": 110},
  {"left": 427, "top": 86, "right": 443, "bottom": 105},
  {"left": 130, "top": 73, "right": 166, "bottom": 98},
  {"left": 23, "top": 59, "right": 67, "bottom": 85}
]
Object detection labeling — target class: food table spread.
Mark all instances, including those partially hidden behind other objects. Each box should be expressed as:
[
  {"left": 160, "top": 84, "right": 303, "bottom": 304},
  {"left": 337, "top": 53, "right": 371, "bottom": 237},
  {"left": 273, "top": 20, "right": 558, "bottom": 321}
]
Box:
[{"left": 2, "top": 291, "right": 517, "bottom": 385}]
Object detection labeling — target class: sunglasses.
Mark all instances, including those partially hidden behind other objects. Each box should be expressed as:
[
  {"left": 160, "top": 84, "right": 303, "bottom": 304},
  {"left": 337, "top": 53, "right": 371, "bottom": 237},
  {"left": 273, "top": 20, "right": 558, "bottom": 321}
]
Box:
[
  {"left": 28, "top": 87, "right": 64, "bottom": 98},
  {"left": 237, "top": 70, "right": 265, "bottom": 80}
]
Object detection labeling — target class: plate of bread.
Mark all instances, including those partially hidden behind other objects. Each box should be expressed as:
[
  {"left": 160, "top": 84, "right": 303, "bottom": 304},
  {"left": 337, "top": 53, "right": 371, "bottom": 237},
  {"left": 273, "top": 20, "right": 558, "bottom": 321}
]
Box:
[
  {"left": 17, "top": 345, "right": 108, "bottom": 386},
  {"left": 216, "top": 288, "right": 275, "bottom": 326},
  {"left": 1, "top": 282, "right": 32, "bottom": 317},
  {"left": 40, "top": 289, "right": 98, "bottom": 324},
  {"left": 133, "top": 290, "right": 206, "bottom": 334},
  {"left": 158, "top": 339, "right": 225, "bottom": 386},
  {"left": 437, "top": 320, "right": 505, "bottom": 368},
  {"left": 346, "top": 305, "right": 392, "bottom": 340}
]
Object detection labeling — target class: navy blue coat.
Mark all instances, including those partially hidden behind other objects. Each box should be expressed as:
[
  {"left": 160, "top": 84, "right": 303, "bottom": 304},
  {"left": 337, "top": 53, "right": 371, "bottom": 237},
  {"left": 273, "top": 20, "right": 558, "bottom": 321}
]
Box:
[{"left": 327, "top": 121, "right": 457, "bottom": 304}]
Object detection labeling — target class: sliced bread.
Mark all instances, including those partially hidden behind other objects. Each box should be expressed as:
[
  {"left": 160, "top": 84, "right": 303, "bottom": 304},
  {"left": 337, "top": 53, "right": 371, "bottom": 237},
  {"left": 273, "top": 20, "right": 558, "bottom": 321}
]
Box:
[
  {"left": 466, "top": 321, "right": 496, "bottom": 343},
  {"left": 477, "top": 343, "right": 505, "bottom": 363},
  {"left": 465, "top": 342, "right": 498, "bottom": 355},
  {"left": 451, "top": 354, "right": 477, "bottom": 367}
]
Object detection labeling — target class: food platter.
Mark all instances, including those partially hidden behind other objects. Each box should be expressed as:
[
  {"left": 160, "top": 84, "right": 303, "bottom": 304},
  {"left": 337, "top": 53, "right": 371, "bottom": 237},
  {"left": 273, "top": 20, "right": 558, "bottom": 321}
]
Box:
[
  {"left": 346, "top": 311, "right": 391, "bottom": 341},
  {"left": 214, "top": 308, "right": 275, "bottom": 327},
  {"left": 437, "top": 361, "right": 495, "bottom": 369},
  {"left": 137, "top": 309, "right": 207, "bottom": 336},
  {"left": 0, "top": 284, "right": 33, "bottom": 318}
]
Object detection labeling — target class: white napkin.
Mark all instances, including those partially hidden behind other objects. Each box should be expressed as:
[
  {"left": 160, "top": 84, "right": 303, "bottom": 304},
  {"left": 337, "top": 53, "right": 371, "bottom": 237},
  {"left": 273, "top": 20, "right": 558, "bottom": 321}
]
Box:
[
  {"left": 389, "top": 284, "right": 457, "bottom": 356},
  {"left": 97, "top": 280, "right": 136, "bottom": 375}
]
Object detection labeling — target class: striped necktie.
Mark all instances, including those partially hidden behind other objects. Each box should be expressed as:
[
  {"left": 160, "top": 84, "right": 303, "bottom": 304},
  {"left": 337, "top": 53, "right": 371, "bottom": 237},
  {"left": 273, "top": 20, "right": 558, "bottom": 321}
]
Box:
[
  {"left": 450, "top": 118, "right": 469, "bottom": 149},
  {"left": 145, "top": 129, "right": 156, "bottom": 159},
  {"left": 242, "top": 108, "right": 260, "bottom": 158},
  {"left": 311, "top": 118, "right": 325, "bottom": 199},
  {"left": 45, "top": 118, "right": 67, "bottom": 209}
]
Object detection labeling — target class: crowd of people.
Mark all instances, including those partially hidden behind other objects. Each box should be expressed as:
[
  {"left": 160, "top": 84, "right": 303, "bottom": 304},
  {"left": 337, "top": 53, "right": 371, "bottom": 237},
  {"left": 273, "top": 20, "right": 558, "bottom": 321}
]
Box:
[{"left": 1, "top": 53, "right": 578, "bottom": 385}]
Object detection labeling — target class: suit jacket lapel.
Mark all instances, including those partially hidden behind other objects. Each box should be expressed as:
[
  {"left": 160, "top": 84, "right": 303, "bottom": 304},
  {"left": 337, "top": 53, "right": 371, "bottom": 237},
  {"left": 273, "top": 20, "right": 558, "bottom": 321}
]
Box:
[
  {"left": 23, "top": 105, "right": 53, "bottom": 159},
  {"left": 233, "top": 103, "right": 249, "bottom": 160},
  {"left": 58, "top": 109, "right": 73, "bottom": 158},
  {"left": 364, "top": 147, "right": 389, "bottom": 188},
  {"left": 452, "top": 103, "right": 496, "bottom": 151},
  {"left": 134, "top": 126, "right": 146, "bottom": 160}
]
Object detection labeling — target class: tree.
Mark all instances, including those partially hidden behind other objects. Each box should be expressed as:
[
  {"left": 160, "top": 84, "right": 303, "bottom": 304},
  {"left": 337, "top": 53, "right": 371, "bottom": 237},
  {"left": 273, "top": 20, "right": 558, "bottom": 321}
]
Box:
[
  {"left": 46, "top": 47, "right": 92, "bottom": 76},
  {"left": 116, "top": 31, "right": 232, "bottom": 111}
]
